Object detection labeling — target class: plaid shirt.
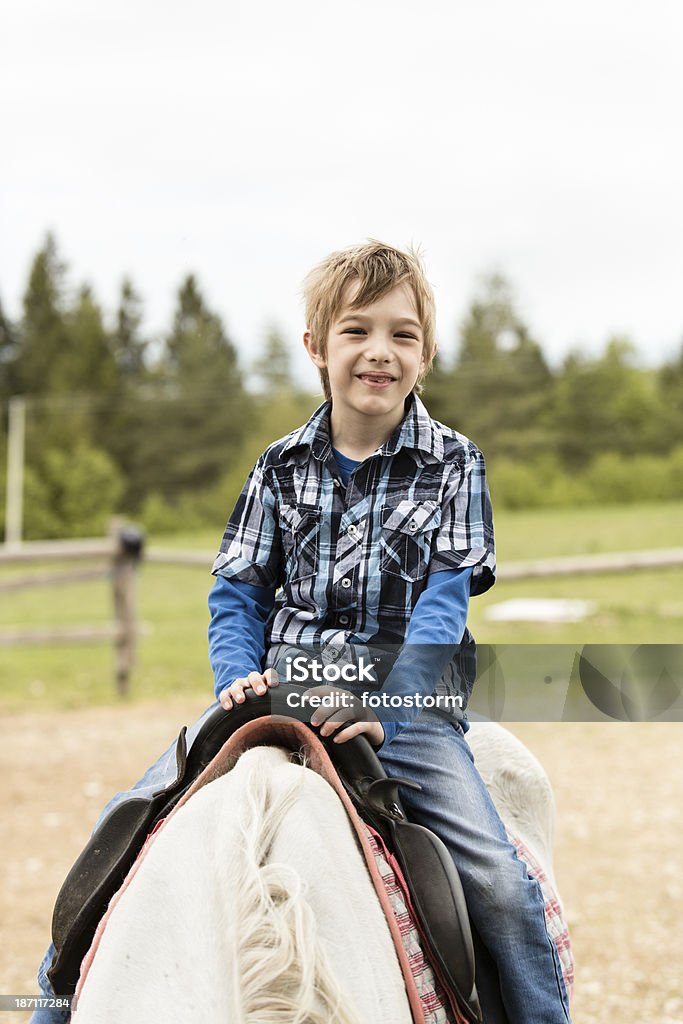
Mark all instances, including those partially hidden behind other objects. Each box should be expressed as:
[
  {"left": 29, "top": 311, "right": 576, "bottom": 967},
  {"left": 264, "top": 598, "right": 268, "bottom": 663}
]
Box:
[{"left": 212, "top": 393, "right": 496, "bottom": 706}]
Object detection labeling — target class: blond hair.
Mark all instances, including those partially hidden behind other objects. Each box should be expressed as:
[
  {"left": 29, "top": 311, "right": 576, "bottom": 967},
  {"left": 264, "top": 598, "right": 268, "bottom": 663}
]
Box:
[{"left": 302, "top": 239, "right": 437, "bottom": 400}]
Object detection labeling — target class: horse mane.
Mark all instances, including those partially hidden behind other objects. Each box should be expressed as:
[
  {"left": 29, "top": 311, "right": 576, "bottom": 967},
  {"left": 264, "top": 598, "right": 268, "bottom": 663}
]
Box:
[{"left": 229, "top": 747, "right": 363, "bottom": 1024}]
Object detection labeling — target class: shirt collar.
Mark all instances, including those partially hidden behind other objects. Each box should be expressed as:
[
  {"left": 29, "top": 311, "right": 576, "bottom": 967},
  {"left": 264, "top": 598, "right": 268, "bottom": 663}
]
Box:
[{"left": 280, "top": 393, "right": 444, "bottom": 464}]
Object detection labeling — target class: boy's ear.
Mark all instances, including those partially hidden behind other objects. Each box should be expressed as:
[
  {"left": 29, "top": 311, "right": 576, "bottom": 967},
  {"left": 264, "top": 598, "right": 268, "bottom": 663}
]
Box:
[
  {"left": 303, "top": 330, "right": 326, "bottom": 368},
  {"left": 423, "top": 339, "right": 440, "bottom": 372},
  {"left": 419, "top": 340, "right": 435, "bottom": 375}
]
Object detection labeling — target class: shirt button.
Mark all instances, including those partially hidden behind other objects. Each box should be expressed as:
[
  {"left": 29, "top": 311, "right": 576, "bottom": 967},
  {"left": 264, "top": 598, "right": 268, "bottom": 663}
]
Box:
[
  {"left": 339, "top": 614, "right": 349, "bottom": 625},
  {"left": 341, "top": 577, "right": 352, "bottom": 589},
  {"left": 348, "top": 524, "right": 358, "bottom": 536},
  {"left": 328, "top": 649, "right": 340, "bottom": 660},
  {"left": 409, "top": 520, "right": 418, "bottom": 532}
]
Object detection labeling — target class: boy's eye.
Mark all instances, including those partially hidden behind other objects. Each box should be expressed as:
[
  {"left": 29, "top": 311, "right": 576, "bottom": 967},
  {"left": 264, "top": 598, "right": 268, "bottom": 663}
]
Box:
[{"left": 342, "top": 329, "right": 419, "bottom": 340}]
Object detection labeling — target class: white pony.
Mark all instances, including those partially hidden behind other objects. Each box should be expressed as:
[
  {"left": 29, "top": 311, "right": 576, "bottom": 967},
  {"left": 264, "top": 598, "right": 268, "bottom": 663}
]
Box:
[{"left": 71, "top": 721, "right": 571, "bottom": 1024}]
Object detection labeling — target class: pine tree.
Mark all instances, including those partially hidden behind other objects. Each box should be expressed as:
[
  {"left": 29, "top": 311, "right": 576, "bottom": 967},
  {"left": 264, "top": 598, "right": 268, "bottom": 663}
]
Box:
[
  {"left": 554, "top": 338, "right": 660, "bottom": 468},
  {"left": 441, "top": 274, "right": 553, "bottom": 459},
  {"left": 63, "top": 285, "right": 118, "bottom": 394},
  {"left": 0, "top": 297, "right": 19, "bottom": 402},
  {"left": 128, "top": 274, "right": 248, "bottom": 503},
  {"left": 251, "top": 326, "right": 293, "bottom": 395},
  {"left": 112, "top": 278, "right": 147, "bottom": 378},
  {"left": 17, "top": 233, "right": 70, "bottom": 395}
]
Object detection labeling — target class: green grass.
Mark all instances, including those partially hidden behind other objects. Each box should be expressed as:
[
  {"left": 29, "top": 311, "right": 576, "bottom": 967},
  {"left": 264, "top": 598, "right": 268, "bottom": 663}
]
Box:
[
  {"left": 1, "top": 500, "right": 682, "bottom": 710},
  {"left": 150, "top": 500, "right": 683, "bottom": 561},
  {"left": 494, "top": 500, "right": 683, "bottom": 562}
]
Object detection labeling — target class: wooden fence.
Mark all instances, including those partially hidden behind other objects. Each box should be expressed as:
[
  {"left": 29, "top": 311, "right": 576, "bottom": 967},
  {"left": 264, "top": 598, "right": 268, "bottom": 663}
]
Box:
[
  {"left": 0, "top": 523, "right": 145, "bottom": 696},
  {"left": 2, "top": 529, "right": 682, "bottom": 696}
]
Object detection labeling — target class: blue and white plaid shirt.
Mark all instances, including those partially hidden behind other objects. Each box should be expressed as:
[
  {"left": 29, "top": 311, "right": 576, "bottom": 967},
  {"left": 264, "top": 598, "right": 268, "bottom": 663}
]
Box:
[{"left": 212, "top": 393, "right": 495, "bottom": 708}]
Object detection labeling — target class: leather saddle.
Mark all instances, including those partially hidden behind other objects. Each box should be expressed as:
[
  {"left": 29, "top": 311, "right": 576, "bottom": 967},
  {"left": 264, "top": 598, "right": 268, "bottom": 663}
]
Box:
[{"left": 49, "top": 685, "right": 482, "bottom": 1023}]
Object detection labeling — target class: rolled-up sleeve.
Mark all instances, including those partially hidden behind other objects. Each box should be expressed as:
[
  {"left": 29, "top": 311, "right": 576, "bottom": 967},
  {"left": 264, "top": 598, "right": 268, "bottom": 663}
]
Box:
[
  {"left": 428, "top": 447, "right": 496, "bottom": 596},
  {"left": 211, "top": 458, "right": 283, "bottom": 588}
]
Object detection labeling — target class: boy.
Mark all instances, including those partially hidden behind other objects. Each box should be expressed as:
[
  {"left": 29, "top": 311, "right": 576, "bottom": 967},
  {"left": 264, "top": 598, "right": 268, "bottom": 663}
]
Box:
[
  {"left": 209, "top": 240, "right": 571, "bottom": 1023},
  {"left": 33, "top": 241, "right": 570, "bottom": 1024}
]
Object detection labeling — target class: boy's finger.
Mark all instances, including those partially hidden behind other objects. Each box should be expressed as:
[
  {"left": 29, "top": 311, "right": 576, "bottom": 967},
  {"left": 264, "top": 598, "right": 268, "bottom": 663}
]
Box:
[
  {"left": 247, "top": 671, "right": 267, "bottom": 696},
  {"left": 219, "top": 688, "right": 234, "bottom": 711},
  {"left": 231, "top": 680, "right": 248, "bottom": 702},
  {"left": 332, "top": 721, "right": 367, "bottom": 743},
  {"left": 331, "top": 720, "right": 362, "bottom": 745},
  {"left": 318, "top": 718, "right": 344, "bottom": 737},
  {"left": 263, "top": 667, "right": 279, "bottom": 687},
  {"left": 318, "top": 711, "right": 358, "bottom": 736},
  {"left": 310, "top": 706, "right": 335, "bottom": 728}
]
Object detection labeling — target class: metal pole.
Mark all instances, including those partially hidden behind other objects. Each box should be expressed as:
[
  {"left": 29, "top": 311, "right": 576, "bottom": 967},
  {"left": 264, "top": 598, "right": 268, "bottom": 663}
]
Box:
[{"left": 5, "top": 396, "right": 26, "bottom": 547}]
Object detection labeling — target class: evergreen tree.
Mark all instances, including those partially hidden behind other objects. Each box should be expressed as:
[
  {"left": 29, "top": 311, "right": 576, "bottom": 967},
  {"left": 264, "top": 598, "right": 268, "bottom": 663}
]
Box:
[
  {"left": 440, "top": 274, "right": 553, "bottom": 458},
  {"left": 17, "top": 233, "right": 70, "bottom": 395},
  {"left": 127, "top": 274, "right": 248, "bottom": 503},
  {"left": 111, "top": 278, "right": 147, "bottom": 378},
  {"left": 553, "top": 338, "right": 659, "bottom": 468},
  {"left": 0, "top": 297, "right": 19, "bottom": 401},
  {"left": 63, "top": 285, "right": 118, "bottom": 395},
  {"left": 93, "top": 277, "right": 151, "bottom": 506},
  {"left": 251, "top": 326, "right": 294, "bottom": 395}
]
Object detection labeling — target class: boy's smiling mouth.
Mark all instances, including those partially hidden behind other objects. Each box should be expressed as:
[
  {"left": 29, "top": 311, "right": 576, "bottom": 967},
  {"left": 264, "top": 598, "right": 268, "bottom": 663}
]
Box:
[{"left": 355, "top": 372, "right": 397, "bottom": 389}]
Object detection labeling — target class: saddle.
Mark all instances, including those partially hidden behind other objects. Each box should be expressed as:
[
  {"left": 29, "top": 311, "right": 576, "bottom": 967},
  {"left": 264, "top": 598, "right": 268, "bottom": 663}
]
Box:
[{"left": 49, "top": 685, "right": 481, "bottom": 1023}]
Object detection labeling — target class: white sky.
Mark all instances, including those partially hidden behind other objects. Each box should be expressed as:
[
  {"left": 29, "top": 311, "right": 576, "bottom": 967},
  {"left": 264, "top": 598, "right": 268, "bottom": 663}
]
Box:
[{"left": 2, "top": 0, "right": 682, "bottom": 387}]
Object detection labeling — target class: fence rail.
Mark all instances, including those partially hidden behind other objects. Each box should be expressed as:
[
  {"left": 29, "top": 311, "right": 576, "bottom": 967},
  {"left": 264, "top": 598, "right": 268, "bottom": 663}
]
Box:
[
  {"left": 501, "top": 547, "right": 683, "bottom": 579},
  {"left": 0, "top": 523, "right": 144, "bottom": 695},
  {"left": 2, "top": 533, "right": 682, "bottom": 696}
]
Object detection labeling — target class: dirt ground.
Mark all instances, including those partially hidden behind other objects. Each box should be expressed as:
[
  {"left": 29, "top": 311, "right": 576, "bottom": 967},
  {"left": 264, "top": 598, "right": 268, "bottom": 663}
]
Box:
[{"left": 1, "top": 701, "right": 682, "bottom": 1024}]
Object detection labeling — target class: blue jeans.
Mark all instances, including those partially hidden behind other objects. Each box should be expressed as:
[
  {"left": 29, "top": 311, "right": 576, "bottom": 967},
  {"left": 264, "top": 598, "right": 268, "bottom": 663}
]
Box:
[
  {"left": 34, "top": 706, "right": 571, "bottom": 1024},
  {"left": 377, "top": 712, "right": 571, "bottom": 1024}
]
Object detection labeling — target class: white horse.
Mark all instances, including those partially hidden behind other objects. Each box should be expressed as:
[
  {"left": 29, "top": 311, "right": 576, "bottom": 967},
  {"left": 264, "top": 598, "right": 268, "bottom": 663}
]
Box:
[{"left": 71, "top": 721, "right": 571, "bottom": 1024}]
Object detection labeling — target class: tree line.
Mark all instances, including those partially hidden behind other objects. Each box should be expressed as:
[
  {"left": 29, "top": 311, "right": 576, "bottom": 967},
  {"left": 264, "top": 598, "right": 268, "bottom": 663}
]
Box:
[{"left": 1, "top": 236, "right": 682, "bottom": 539}]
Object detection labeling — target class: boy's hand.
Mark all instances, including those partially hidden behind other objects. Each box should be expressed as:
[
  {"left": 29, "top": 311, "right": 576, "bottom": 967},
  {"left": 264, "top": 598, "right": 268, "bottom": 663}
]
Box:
[
  {"left": 219, "top": 668, "right": 279, "bottom": 711},
  {"left": 329, "top": 719, "right": 385, "bottom": 749},
  {"left": 308, "top": 686, "right": 385, "bottom": 749}
]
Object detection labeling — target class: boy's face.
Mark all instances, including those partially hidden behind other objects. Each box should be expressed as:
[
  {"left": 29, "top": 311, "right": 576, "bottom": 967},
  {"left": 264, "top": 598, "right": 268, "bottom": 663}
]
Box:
[{"left": 304, "top": 281, "right": 428, "bottom": 423}]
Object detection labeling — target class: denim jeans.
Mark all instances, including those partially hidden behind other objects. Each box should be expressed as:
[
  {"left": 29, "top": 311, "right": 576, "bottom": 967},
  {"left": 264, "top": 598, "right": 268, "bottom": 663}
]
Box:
[
  {"left": 377, "top": 712, "right": 571, "bottom": 1024},
  {"left": 33, "top": 705, "right": 571, "bottom": 1024}
]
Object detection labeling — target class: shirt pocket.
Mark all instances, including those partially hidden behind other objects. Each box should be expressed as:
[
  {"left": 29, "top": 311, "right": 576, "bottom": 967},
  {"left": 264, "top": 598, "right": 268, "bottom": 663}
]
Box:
[
  {"left": 278, "top": 504, "right": 323, "bottom": 582},
  {"left": 380, "top": 500, "right": 442, "bottom": 582}
]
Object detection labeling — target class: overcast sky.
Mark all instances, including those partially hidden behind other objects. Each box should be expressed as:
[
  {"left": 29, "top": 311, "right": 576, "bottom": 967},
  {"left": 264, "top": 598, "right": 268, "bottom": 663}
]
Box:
[{"left": 2, "top": 0, "right": 682, "bottom": 387}]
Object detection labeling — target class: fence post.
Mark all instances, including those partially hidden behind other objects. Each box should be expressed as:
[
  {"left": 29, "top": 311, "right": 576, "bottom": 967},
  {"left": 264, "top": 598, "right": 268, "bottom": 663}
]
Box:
[{"left": 111, "top": 522, "right": 145, "bottom": 696}]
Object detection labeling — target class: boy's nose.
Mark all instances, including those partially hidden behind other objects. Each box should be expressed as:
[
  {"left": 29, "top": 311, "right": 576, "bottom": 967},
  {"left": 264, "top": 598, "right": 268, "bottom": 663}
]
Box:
[{"left": 364, "top": 333, "right": 394, "bottom": 359}]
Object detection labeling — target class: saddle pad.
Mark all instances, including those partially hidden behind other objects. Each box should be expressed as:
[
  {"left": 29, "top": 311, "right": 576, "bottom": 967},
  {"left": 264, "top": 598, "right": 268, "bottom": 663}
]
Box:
[
  {"left": 508, "top": 834, "right": 574, "bottom": 1003},
  {"left": 364, "top": 824, "right": 469, "bottom": 1024}
]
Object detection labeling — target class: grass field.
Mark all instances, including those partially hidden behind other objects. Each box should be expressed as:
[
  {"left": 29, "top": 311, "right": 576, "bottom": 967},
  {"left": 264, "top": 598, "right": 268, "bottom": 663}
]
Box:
[{"left": 1, "top": 500, "right": 682, "bottom": 709}]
